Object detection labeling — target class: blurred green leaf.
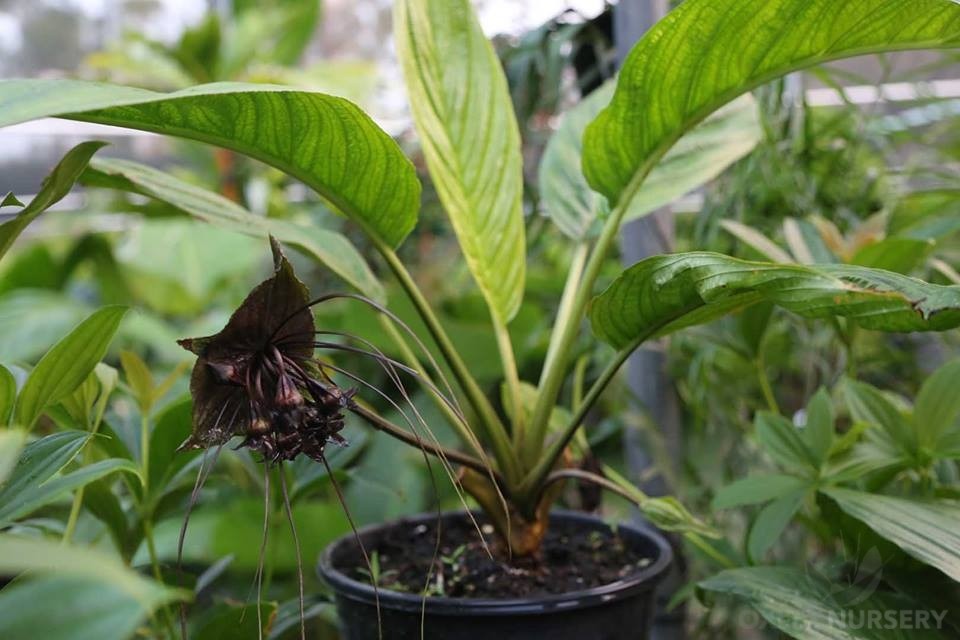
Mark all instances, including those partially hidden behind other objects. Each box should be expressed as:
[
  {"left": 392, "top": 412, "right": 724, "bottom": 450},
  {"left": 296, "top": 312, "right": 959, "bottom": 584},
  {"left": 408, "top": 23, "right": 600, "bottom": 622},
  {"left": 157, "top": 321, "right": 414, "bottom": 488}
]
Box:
[
  {"left": 148, "top": 396, "right": 198, "bottom": 494},
  {"left": 712, "top": 474, "right": 810, "bottom": 509},
  {"left": 83, "top": 478, "right": 133, "bottom": 556},
  {"left": 755, "top": 412, "right": 816, "bottom": 474},
  {"left": 700, "top": 566, "right": 941, "bottom": 639},
  {"left": 395, "top": 0, "right": 525, "bottom": 322},
  {"left": 914, "top": 359, "right": 960, "bottom": 448},
  {"left": 120, "top": 350, "right": 154, "bottom": 415},
  {"left": 0, "top": 79, "right": 420, "bottom": 249},
  {"left": 0, "top": 291, "right": 89, "bottom": 363},
  {"left": 85, "top": 157, "right": 385, "bottom": 302},
  {"left": 0, "top": 142, "right": 107, "bottom": 260},
  {"left": 849, "top": 238, "right": 934, "bottom": 275},
  {"left": 541, "top": 82, "right": 760, "bottom": 242},
  {"left": 0, "top": 575, "right": 167, "bottom": 640},
  {"left": 804, "top": 388, "right": 835, "bottom": 468},
  {"left": 0, "top": 535, "right": 185, "bottom": 640},
  {"left": 747, "top": 489, "right": 805, "bottom": 560},
  {"left": 14, "top": 306, "right": 127, "bottom": 430},
  {"left": 0, "top": 364, "right": 16, "bottom": 425},
  {"left": 193, "top": 602, "right": 277, "bottom": 640},
  {"left": 842, "top": 378, "right": 916, "bottom": 456},
  {"left": 0, "top": 428, "right": 27, "bottom": 485},
  {"left": 821, "top": 487, "right": 960, "bottom": 582}
]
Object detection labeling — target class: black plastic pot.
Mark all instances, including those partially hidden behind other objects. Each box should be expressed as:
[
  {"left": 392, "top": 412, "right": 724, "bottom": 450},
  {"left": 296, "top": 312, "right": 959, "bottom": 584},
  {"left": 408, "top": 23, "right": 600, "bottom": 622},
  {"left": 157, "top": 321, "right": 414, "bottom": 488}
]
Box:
[{"left": 318, "top": 510, "right": 672, "bottom": 640}]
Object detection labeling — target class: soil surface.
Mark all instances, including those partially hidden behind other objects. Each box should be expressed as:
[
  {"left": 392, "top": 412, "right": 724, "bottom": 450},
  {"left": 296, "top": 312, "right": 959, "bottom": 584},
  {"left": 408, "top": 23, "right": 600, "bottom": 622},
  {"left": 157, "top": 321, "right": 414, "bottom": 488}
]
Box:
[{"left": 341, "top": 515, "right": 653, "bottom": 599}]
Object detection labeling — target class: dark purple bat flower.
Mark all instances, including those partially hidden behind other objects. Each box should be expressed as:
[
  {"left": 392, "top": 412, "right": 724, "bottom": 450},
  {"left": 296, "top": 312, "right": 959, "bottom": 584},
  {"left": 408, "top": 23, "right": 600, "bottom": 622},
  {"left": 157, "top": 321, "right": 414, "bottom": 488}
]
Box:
[{"left": 177, "top": 237, "right": 353, "bottom": 464}]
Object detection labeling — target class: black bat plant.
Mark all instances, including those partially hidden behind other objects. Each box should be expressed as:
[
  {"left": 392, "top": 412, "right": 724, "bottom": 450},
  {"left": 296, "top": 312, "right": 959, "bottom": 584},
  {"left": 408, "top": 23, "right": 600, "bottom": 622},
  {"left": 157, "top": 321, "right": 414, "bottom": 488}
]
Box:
[{"left": 3, "top": 0, "right": 960, "bottom": 634}]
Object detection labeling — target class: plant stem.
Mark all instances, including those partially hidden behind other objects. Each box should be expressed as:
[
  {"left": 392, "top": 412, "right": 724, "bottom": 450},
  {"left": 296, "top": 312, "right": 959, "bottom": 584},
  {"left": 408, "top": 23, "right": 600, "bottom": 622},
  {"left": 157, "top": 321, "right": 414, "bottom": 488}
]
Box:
[
  {"left": 373, "top": 240, "right": 520, "bottom": 482},
  {"left": 755, "top": 356, "right": 780, "bottom": 414},
  {"left": 494, "top": 318, "right": 524, "bottom": 447},
  {"left": 350, "top": 402, "right": 504, "bottom": 485},
  {"left": 143, "top": 517, "right": 177, "bottom": 638},
  {"left": 141, "top": 414, "right": 151, "bottom": 493},
  {"left": 525, "top": 204, "right": 628, "bottom": 459},
  {"left": 538, "top": 243, "right": 589, "bottom": 383},
  {"left": 519, "top": 342, "right": 637, "bottom": 498}
]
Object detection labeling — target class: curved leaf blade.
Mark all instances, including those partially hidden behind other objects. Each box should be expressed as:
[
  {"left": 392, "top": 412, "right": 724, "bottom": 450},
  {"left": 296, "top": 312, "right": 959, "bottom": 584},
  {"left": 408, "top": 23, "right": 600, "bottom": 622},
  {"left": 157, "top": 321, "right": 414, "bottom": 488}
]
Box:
[
  {"left": 395, "top": 0, "right": 525, "bottom": 322},
  {"left": 0, "top": 429, "right": 27, "bottom": 486},
  {"left": 0, "top": 141, "right": 107, "bottom": 260},
  {"left": 0, "top": 364, "right": 16, "bottom": 425},
  {"left": 541, "top": 83, "right": 760, "bottom": 241},
  {"left": 914, "top": 359, "right": 960, "bottom": 446},
  {"left": 0, "top": 431, "right": 88, "bottom": 515},
  {"left": 0, "top": 79, "right": 420, "bottom": 248},
  {"left": 84, "top": 156, "right": 385, "bottom": 302},
  {"left": 700, "top": 566, "right": 942, "bottom": 639},
  {"left": 821, "top": 487, "right": 960, "bottom": 582},
  {"left": 589, "top": 253, "right": 960, "bottom": 350},
  {"left": 14, "top": 306, "right": 128, "bottom": 429},
  {"left": 0, "top": 458, "right": 140, "bottom": 526},
  {"left": 583, "top": 0, "right": 960, "bottom": 207}
]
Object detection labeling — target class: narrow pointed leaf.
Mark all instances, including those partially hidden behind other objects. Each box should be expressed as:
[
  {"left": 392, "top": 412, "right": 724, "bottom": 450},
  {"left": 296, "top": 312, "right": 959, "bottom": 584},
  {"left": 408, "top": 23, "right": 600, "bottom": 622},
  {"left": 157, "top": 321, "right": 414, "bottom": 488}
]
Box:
[
  {"left": 700, "top": 566, "right": 942, "bottom": 639},
  {"left": 583, "top": 0, "right": 960, "bottom": 207},
  {"left": 0, "top": 193, "right": 23, "bottom": 208},
  {"left": 713, "top": 473, "right": 810, "bottom": 509},
  {"left": 0, "top": 458, "right": 140, "bottom": 526},
  {"left": 0, "top": 79, "right": 420, "bottom": 248},
  {"left": 589, "top": 253, "right": 960, "bottom": 351},
  {"left": 821, "top": 487, "right": 960, "bottom": 582},
  {"left": 541, "top": 82, "right": 760, "bottom": 241},
  {"left": 15, "top": 306, "right": 128, "bottom": 429},
  {"left": 0, "top": 429, "right": 26, "bottom": 486},
  {"left": 756, "top": 412, "right": 817, "bottom": 473},
  {"left": 747, "top": 489, "right": 806, "bottom": 560},
  {"left": 804, "top": 388, "right": 835, "bottom": 468},
  {"left": 0, "top": 431, "right": 88, "bottom": 515},
  {"left": 83, "top": 156, "right": 384, "bottom": 301},
  {"left": 914, "top": 359, "right": 960, "bottom": 446},
  {"left": 0, "top": 142, "right": 107, "bottom": 260},
  {"left": 395, "top": 0, "right": 525, "bottom": 322},
  {"left": 0, "top": 364, "right": 16, "bottom": 425},
  {"left": 842, "top": 378, "right": 916, "bottom": 455}
]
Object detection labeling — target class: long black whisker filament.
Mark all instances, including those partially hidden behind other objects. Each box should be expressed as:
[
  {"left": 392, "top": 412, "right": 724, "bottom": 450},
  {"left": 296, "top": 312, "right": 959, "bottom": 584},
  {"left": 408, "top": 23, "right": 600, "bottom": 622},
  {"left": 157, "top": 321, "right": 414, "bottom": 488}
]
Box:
[
  {"left": 279, "top": 462, "right": 306, "bottom": 640},
  {"left": 322, "top": 454, "right": 382, "bottom": 640}
]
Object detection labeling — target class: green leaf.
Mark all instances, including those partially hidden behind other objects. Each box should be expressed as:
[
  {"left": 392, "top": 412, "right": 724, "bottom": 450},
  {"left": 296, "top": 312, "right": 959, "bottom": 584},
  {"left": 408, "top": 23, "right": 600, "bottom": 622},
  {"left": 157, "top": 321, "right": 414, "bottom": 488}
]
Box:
[
  {"left": 842, "top": 378, "right": 916, "bottom": 456},
  {"left": 0, "top": 535, "right": 185, "bottom": 640},
  {"left": 193, "top": 602, "right": 278, "bottom": 640},
  {"left": 755, "top": 412, "right": 817, "bottom": 473},
  {"left": 0, "top": 458, "right": 140, "bottom": 526},
  {"left": 0, "top": 192, "right": 23, "bottom": 208},
  {"left": 395, "top": 0, "right": 525, "bottom": 322},
  {"left": 541, "top": 83, "right": 760, "bottom": 241},
  {"left": 747, "top": 489, "right": 806, "bottom": 560},
  {"left": 719, "top": 220, "right": 793, "bottom": 263},
  {"left": 713, "top": 474, "right": 810, "bottom": 509},
  {"left": 148, "top": 397, "right": 198, "bottom": 494},
  {"left": 804, "top": 388, "right": 836, "bottom": 468},
  {"left": 0, "top": 364, "right": 16, "bottom": 425},
  {"left": 821, "top": 487, "right": 960, "bottom": 582},
  {"left": 589, "top": 252, "right": 960, "bottom": 351},
  {"left": 849, "top": 238, "right": 934, "bottom": 275},
  {"left": 914, "top": 359, "right": 960, "bottom": 447},
  {"left": 84, "top": 157, "right": 385, "bottom": 302},
  {"left": 0, "top": 142, "right": 107, "bottom": 260},
  {"left": 583, "top": 0, "right": 960, "bottom": 208},
  {"left": 0, "top": 79, "right": 420, "bottom": 248},
  {"left": 14, "top": 306, "right": 128, "bottom": 429},
  {"left": 700, "top": 566, "right": 942, "bottom": 639},
  {"left": 0, "top": 431, "right": 89, "bottom": 511},
  {"left": 0, "top": 429, "right": 27, "bottom": 486},
  {"left": 120, "top": 350, "right": 154, "bottom": 415}
]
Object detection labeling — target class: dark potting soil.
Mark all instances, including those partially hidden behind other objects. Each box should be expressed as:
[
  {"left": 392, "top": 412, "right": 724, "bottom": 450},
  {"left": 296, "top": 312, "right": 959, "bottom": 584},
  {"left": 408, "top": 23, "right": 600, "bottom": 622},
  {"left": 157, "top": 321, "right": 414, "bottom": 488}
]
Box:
[{"left": 343, "top": 515, "right": 653, "bottom": 599}]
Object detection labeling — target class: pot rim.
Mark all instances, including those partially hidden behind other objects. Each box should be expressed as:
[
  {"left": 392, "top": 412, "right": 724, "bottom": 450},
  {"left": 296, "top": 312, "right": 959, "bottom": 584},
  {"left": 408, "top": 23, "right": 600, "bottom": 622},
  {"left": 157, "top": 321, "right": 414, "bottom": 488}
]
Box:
[{"left": 317, "top": 509, "right": 673, "bottom": 616}]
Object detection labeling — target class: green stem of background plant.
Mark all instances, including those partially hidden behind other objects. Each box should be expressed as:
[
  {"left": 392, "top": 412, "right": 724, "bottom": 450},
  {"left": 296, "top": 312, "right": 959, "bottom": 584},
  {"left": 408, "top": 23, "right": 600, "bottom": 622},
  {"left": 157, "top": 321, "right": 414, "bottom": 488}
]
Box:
[
  {"left": 495, "top": 318, "right": 524, "bottom": 447},
  {"left": 755, "top": 356, "right": 780, "bottom": 414},
  {"left": 374, "top": 240, "right": 521, "bottom": 483}
]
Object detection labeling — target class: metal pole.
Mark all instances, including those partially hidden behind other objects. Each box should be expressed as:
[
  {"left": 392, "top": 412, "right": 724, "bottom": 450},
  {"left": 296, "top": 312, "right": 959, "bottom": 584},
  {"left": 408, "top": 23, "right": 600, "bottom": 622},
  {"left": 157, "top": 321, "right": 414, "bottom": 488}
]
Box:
[{"left": 612, "top": 2, "right": 684, "bottom": 639}]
